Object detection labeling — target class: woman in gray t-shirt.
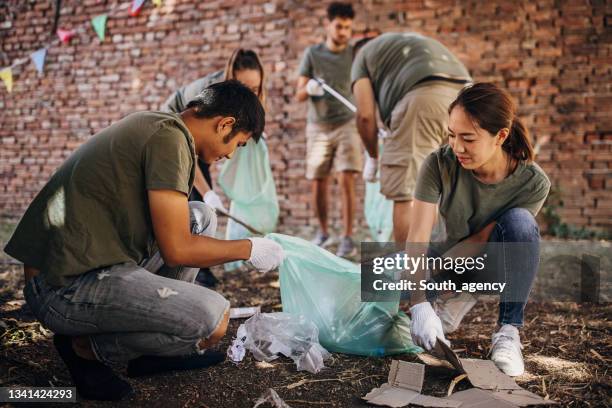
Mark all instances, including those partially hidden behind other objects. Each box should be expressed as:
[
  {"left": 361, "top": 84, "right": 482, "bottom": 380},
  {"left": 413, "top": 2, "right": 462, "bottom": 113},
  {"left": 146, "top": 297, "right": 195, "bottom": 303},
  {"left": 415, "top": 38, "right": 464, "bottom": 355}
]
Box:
[{"left": 406, "top": 83, "right": 550, "bottom": 377}]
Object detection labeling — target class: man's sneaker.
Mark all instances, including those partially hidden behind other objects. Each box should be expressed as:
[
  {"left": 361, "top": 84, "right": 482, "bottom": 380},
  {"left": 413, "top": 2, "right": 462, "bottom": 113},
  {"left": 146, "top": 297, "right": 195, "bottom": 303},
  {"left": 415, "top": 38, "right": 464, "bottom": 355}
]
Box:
[
  {"left": 53, "top": 335, "right": 133, "bottom": 400},
  {"left": 435, "top": 292, "right": 477, "bottom": 334},
  {"left": 195, "top": 268, "right": 219, "bottom": 288},
  {"left": 311, "top": 231, "right": 333, "bottom": 248},
  {"left": 336, "top": 236, "right": 357, "bottom": 258},
  {"left": 490, "top": 324, "right": 525, "bottom": 376}
]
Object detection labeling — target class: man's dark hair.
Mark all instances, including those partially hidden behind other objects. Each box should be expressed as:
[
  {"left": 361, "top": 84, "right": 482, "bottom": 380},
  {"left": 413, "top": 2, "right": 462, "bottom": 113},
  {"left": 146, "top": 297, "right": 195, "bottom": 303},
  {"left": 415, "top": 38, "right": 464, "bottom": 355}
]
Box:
[
  {"left": 185, "top": 80, "right": 265, "bottom": 143},
  {"left": 327, "top": 2, "right": 354, "bottom": 20}
]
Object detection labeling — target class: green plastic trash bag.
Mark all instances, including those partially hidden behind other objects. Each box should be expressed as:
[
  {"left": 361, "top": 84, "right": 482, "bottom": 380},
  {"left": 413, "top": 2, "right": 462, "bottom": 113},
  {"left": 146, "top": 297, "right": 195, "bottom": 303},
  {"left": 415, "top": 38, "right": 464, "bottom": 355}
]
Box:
[
  {"left": 219, "top": 137, "right": 279, "bottom": 271},
  {"left": 364, "top": 142, "right": 393, "bottom": 242},
  {"left": 365, "top": 180, "right": 393, "bottom": 242},
  {"left": 267, "top": 233, "right": 422, "bottom": 357}
]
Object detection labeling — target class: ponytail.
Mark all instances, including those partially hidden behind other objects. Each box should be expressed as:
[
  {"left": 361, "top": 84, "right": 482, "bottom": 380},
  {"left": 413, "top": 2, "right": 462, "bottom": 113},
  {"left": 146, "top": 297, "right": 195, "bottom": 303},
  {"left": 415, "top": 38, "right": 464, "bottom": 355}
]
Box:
[
  {"left": 450, "top": 83, "right": 536, "bottom": 163},
  {"left": 505, "top": 117, "right": 534, "bottom": 162},
  {"left": 223, "top": 48, "right": 267, "bottom": 107}
]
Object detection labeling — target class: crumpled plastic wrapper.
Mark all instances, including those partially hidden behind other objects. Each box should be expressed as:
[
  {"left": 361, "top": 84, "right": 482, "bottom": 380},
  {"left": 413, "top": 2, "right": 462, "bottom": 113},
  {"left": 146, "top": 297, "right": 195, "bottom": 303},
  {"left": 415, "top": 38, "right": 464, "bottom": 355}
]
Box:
[{"left": 226, "top": 312, "right": 330, "bottom": 374}]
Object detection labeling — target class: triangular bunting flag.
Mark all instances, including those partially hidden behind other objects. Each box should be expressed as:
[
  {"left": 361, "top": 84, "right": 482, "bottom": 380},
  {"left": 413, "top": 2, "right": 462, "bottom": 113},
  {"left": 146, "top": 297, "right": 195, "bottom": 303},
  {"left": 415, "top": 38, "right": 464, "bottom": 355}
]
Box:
[
  {"left": 152, "top": 0, "right": 163, "bottom": 7},
  {"left": 57, "top": 28, "right": 75, "bottom": 44},
  {"left": 0, "top": 68, "right": 13, "bottom": 93},
  {"left": 91, "top": 14, "right": 108, "bottom": 41},
  {"left": 130, "top": 0, "right": 146, "bottom": 16},
  {"left": 30, "top": 48, "right": 47, "bottom": 74}
]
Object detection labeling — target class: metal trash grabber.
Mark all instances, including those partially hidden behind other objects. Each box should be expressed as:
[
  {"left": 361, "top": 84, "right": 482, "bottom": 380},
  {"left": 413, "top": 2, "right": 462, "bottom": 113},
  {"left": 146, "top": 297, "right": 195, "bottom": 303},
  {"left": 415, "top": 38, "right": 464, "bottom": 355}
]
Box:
[
  {"left": 215, "top": 207, "right": 263, "bottom": 236},
  {"left": 314, "top": 77, "right": 356, "bottom": 113}
]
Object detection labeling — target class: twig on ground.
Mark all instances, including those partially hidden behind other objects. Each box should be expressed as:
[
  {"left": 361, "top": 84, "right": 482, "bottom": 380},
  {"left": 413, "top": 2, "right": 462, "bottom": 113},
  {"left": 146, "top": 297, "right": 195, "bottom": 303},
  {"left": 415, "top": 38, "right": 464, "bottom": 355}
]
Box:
[{"left": 447, "top": 374, "right": 468, "bottom": 396}]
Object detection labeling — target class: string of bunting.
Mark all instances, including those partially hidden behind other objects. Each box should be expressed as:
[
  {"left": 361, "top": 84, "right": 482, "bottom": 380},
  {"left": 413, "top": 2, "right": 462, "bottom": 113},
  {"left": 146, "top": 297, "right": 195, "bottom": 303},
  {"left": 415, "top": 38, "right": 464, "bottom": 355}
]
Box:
[{"left": 0, "top": 0, "right": 163, "bottom": 93}]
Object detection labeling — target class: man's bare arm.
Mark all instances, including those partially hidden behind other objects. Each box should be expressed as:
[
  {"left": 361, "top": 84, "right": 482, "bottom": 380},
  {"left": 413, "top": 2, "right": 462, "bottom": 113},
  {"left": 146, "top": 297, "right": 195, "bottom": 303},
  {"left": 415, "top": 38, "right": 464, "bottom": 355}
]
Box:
[
  {"left": 148, "top": 189, "right": 251, "bottom": 267},
  {"left": 406, "top": 200, "right": 496, "bottom": 305},
  {"left": 405, "top": 199, "right": 438, "bottom": 305},
  {"left": 295, "top": 76, "right": 310, "bottom": 102},
  {"left": 353, "top": 77, "right": 378, "bottom": 158},
  {"left": 192, "top": 165, "right": 211, "bottom": 198}
]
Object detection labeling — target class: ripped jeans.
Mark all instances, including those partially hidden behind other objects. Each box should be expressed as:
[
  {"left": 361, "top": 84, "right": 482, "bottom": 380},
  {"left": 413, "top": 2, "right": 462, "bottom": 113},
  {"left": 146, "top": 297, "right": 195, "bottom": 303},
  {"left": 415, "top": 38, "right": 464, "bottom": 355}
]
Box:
[{"left": 23, "top": 202, "right": 230, "bottom": 364}]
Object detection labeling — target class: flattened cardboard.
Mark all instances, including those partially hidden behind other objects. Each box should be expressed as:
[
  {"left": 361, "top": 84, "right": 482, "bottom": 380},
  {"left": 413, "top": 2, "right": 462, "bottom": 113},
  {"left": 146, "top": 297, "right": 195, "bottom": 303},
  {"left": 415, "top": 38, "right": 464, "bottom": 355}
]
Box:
[
  {"left": 416, "top": 353, "right": 455, "bottom": 370},
  {"left": 447, "top": 388, "right": 557, "bottom": 407},
  {"left": 433, "top": 339, "right": 463, "bottom": 371},
  {"left": 388, "top": 359, "right": 424, "bottom": 392},
  {"left": 446, "top": 388, "right": 517, "bottom": 408},
  {"left": 434, "top": 338, "right": 521, "bottom": 391},
  {"left": 459, "top": 359, "right": 521, "bottom": 390},
  {"left": 491, "top": 389, "right": 557, "bottom": 406},
  {"left": 412, "top": 394, "right": 462, "bottom": 407},
  {"left": 363, "top": 361, "right": 461, "bottom": 408},
  {"left": 429, "top": 338, "right": 555, "bottom": 406},
  {"left": 363, "top": 384, "right": 421, "bottom": 408}
]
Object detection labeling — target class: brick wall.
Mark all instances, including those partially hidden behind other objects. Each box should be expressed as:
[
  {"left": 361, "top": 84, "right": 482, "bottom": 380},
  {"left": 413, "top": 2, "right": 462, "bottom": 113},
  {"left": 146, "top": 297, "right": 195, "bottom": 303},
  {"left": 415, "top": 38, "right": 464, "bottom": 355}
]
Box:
[{"left": 0, "top": 0, "right": 610, "bottom": 234}]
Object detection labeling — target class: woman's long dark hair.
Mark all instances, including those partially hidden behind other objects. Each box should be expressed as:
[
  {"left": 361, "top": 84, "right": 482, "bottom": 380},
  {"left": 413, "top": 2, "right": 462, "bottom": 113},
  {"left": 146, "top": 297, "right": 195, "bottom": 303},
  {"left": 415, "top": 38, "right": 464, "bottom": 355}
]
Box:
[
  {"left": 224, "top": 48, "right": 266, "bottom": 107},
  {"left": 449, "top": 83, "right": 534, "bottom": 162}
]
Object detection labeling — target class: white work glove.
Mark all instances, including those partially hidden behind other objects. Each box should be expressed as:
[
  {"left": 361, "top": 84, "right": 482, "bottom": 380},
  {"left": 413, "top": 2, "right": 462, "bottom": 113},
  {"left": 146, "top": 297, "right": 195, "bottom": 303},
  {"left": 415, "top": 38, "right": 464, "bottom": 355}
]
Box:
[
  {"left": 410, "top": 301, "right": 450, "bottom": 351},
  {"left": 247, "top": 237, "right": 285, "bottom": 273},
  {"left": 363, "top": 155, "right": 378, "bottom": 182},
  {"left": 203, "top": 190, "right": 227, "bottom": 213},
  {"left": 377, "top": 128, "right": 389, "bottom": 139},
  {"left": 305, "top": 78, "right": 325, "bottom": 97}
]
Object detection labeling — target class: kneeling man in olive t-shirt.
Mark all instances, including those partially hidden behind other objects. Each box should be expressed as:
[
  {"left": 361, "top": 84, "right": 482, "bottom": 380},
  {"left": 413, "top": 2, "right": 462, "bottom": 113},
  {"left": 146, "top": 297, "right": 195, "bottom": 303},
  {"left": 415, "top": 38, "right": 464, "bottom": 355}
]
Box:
[{"left": 4, "top": 81, "right": 283, "bottom": 400}]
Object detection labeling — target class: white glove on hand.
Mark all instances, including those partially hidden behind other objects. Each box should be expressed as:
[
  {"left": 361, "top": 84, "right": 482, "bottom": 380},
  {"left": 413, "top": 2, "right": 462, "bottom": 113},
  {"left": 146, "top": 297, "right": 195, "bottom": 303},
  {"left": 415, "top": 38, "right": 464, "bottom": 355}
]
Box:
[
  {"left": 410, "top": 301, "right": 450, "bottom": 351},
  {"left": 203, "top": 191, "right": 227, "bottom": 213},
  {"left": 377, "top": 128, "right": 389, "bottom": 139},
  {"left": 247, "top": 237, "right": 285, "bottom": 273},
  {"left": 363, "top": 155, "right": 378, "bottom": 182},
  {"left": 305, "top": 79, "right": 325, "bottom": 97}
]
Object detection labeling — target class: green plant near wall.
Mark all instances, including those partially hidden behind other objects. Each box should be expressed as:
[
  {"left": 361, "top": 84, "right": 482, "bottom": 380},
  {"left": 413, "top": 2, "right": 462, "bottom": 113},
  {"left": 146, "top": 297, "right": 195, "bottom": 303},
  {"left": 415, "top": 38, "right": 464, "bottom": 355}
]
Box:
[{"left": 541, "top": 186, "right": 611, "bottom": 240}]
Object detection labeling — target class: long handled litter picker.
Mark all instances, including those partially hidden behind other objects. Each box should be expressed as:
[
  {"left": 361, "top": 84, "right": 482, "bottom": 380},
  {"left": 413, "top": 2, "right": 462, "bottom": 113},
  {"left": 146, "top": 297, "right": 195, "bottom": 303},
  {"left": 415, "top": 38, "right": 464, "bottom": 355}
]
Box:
[
  {"left": 215, "top": 207, "right": 263, "bottom": 236},
  {"left": 314, "top": 77, "right": 356, "bottom": 113}
]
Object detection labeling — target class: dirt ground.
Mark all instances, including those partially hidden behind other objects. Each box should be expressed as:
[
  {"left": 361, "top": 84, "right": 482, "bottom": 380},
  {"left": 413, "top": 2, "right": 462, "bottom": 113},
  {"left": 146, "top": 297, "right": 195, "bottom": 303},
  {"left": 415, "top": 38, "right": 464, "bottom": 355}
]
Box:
[{"left": 1, "top": 249, "right": 610, "bottom": 408}]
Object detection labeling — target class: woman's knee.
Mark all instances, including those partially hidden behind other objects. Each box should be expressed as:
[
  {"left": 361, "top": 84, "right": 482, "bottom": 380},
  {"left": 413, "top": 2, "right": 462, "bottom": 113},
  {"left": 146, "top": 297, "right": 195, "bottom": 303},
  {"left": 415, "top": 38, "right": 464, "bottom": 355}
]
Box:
[
  {"left": 188, "top": 201, "right": 217, "bottom": 237},
  {"left": 496, "top": 208, "right": 539, "bottom": 242}
]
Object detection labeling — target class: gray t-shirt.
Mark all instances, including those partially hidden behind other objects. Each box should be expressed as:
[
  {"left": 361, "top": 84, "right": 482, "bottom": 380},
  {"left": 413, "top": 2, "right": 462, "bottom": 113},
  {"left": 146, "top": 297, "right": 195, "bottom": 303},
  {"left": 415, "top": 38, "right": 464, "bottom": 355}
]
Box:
[
  {"left": 414, "top": 145, "right": 550, "bottom": 252},
  {"left": 4, "top": 112, "right": 196, "bottom": 287},
  {"left": 161, "top": 70, "right": 224, "bottom": 113},
  {"left": 351, "top": 33, "right": 472, "bottom": 126},
  {"left": 298, "top": 43, "right": 355, "bottom": 125}
]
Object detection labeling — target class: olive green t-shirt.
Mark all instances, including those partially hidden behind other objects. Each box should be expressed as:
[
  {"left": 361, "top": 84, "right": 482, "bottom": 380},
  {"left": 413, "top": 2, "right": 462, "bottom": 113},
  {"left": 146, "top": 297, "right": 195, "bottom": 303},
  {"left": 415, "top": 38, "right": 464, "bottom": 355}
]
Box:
[
  {"left": 298, "top": 43, "right": 355, "bottom": 125},
  {"left": 4, "top": 112, "right": 196, "bottom": 287},
  {"left": 414, "top": 145, "right": 551, "bottom": 252},
  {"left": 161, "top": 70, "right": 224, "bottom": 113},
  {"left": 351, "top": 33, "right": 471, "bottom": 126}
]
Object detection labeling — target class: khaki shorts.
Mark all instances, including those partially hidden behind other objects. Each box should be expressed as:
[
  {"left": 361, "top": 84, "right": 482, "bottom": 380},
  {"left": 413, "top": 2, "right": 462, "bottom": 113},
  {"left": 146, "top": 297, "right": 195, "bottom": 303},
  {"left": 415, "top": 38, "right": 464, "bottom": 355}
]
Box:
[
  {"left": 380, "top": 81, "right": 466, "bottom": 201},
  {"left": 306, "top": 119, "right": 363, "bottom": 180}
]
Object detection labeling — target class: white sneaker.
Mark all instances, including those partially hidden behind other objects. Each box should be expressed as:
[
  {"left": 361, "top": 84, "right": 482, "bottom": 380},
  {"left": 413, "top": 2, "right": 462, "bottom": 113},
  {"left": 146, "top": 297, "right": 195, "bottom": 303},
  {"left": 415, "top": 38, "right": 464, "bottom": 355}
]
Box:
[
  {"left": 435, "top": 292, "right": 477, "bottom": 334},
  {"left": 490, "top": 324, "right": 525, "bottom": 376},
  {"left": 311, "top": 231, "right": 334, "bottom": 248}
]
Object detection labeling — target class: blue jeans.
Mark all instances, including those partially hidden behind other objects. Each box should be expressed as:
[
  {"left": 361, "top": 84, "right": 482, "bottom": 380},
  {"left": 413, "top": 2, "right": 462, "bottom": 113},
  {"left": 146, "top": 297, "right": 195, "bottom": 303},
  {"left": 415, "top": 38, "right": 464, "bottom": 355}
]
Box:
[
  {"left": 23, "top": 202, "right": 230, "bottom": 364},
  {"left": 429, "top": 208, "right": 540, "bottom": 327},
  {"left": 488, "top": 208, "right": 540, "bottom": 327}
]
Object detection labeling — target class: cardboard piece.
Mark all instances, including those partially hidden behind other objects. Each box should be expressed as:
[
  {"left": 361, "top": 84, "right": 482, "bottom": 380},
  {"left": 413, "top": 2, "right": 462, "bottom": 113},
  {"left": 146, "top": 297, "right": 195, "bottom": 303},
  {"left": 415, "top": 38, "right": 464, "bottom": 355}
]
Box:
[
  {"left": 447, "top": 388, "right": 557, "bottom": 407},
  {"left": 416, "top": 353, "right": 455, "bottom": 370},
  {"left": 459, "top": 359, "right": 521, "bottom": 391},
  {"left": 426, "top": 338, "right": 555, "bottom": 406},
  {"left": 363, "top": 360, "right": 461, "bottom": 408},
  {"left": 445, "top": 388, "right": 517, "bottom": 408},
  {"left": 433, "top": 338, "right": 521, "bottom": 390}
]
